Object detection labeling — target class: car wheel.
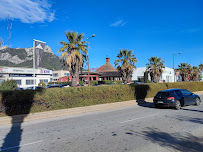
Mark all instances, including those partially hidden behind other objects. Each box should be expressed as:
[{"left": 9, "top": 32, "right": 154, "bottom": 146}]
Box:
[
  {"left": 195, "top": 98, "right": 200, "bottom": 106},
  {"left": 174, "top": 100, "right": 181, "bottom": 110}
]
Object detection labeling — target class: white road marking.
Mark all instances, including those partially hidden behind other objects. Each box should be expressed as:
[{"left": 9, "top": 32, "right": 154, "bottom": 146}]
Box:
[
  {"left": 120, "top": 114, "right": 157, "bottom": 124},
  {"left": 1, "top": 140, "right": 43, "bottom": 151}
]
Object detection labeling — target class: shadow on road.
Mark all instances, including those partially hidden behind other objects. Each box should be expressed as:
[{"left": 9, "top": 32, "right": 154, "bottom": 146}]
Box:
[
  {"left": 173, "top": 115, "right": 203, "bottom": 125},
  {"left": 137, "top": 102, "right": 155, "bottom": 108},
  {"left": 0, "top": 90, "right": 42, "bottom": 152},
  {"left": 140, "top": 128, "right": 203, "bottom": 152},
  {"left": 181, "top": 108, "right": 203, "bottom": 113}
]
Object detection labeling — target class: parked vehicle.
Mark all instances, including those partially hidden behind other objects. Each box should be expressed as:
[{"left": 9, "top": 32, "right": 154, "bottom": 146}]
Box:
[
  {"left": 153, "top": 89, "right": 201, "bottom": 110},
  {"left": 77, "top": 84, "right": 84, "bottom": 87},
  {"left": 25, "top": 86, "right": 43, "bottom": 90},
  {"left": 16, "top": 87, "right": 24, "bottom": 90},
  {"left": 59, "top": 84, "right": 70, "bottom": 88},
  {"left": 134, "top": 82, "right": 145, "bottom": 84},
  {"left": 46, "top": 84, "right": 60, "bottom": 88}
]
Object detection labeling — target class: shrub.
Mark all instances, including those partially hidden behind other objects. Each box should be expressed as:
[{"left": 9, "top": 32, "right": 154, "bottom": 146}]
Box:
[
  {"left": 79, "top": 81, "right": 84, "bottom": 85},
  {"left": 90, "top": 80, "right": 98, "bottom": 86},
  {"left": 0, "top": 79, "right": 17, "bottom": 91},
  {"left": 0, "top": 81, "right": 203, "bottom": 116},
  {"left": 38, "top": 82, "right": 46, "bottom": 88}
]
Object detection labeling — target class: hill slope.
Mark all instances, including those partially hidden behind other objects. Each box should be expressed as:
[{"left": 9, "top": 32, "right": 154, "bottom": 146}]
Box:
[{"left": 0, "top": 46, "right": 62, "bottom": 70}]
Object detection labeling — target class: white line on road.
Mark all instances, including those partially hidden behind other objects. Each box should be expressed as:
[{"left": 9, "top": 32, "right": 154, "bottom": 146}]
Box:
[
  {"left": 120, "top": 114, "right": 157, "bottom": 124},
  {"left": 1, "top": 140, "right": 43, "bottom": 151}
]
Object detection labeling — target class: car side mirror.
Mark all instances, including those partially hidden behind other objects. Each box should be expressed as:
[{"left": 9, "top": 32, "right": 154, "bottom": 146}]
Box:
[{"left": 190, "top": 93, "right": 194, "bottom": 95}]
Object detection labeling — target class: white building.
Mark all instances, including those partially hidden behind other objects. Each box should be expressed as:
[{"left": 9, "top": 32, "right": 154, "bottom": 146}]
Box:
[
  {"left": 132, "top": 67, "right": 175, "bottom": 82},
  {"left": 52, "top": 70, "right": 70, "bottom": 82},
  {"left": 200, "top": 72, "right": 203, "bottom": 81},
  {"left": 0, "top": 67, "right": 52, "bottom": 88}
]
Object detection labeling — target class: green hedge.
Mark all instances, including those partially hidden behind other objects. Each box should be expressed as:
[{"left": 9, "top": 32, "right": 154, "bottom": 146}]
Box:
[{"left": 0, "top": 82, "right": 203, "bottom": 116}]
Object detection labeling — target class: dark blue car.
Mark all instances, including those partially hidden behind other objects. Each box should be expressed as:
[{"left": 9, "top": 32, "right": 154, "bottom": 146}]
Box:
[{"left": 153, "top": 89, "right": 201, "bottom": 110}]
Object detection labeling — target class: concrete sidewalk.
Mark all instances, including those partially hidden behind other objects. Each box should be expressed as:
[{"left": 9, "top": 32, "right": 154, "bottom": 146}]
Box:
[{"left": 0, "top": 91, "right": 203, "bottom": 125}]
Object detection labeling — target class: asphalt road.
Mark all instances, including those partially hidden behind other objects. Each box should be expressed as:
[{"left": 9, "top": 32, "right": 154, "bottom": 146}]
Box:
[{"left": 0, "top": 95, "right": 203, "bottom": 152}]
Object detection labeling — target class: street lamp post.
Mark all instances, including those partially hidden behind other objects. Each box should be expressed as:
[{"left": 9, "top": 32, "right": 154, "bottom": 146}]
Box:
[
  {"left": 173, "top": 52, "right": 181, "bottom": 82},
  {"left": 87, "top": 34, "right": 95, "bottom": 86}
]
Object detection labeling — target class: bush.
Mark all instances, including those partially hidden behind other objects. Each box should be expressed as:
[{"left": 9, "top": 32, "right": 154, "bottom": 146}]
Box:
[
  {"left": 79, "top": 81, "right": 84, "bottom": 85},
  {"left": 38, "top": 82, "right": 46, "bottom": 88},
  {"left": 0, "top": 81, "right": 203, "bottom": 116},
  {"left": 0, "top": 79, "right": 17, "bottom": 91},
  {"left": 90, "top": 80, "right": 98, "bottom": 86}
]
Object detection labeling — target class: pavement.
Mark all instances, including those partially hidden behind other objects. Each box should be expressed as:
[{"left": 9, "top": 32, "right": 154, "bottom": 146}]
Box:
[
  {"left": 0, "top": 92, "right": 202, "bottom": 152},
  {"left": 0, "top": 91, "right": 203, "bottom": 125}
]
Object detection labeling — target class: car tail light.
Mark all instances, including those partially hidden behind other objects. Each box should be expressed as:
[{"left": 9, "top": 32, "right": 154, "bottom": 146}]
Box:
[{"left": 167, "top": 97, "right": 175, "bottom": 100}]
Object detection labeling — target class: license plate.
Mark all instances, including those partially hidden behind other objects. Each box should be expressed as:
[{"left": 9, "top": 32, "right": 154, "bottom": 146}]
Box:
[{"left": 157, "top": 101, "right": 164, "bottom": 103}]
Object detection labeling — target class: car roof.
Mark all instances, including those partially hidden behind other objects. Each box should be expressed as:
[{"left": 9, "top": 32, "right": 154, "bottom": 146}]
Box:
[{"left": 159, "top": 88, "right": 185, "bottom": 92}]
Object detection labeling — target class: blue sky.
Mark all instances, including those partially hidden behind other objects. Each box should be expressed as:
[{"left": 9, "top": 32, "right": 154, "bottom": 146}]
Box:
[{"left": 0, "top": 0, "right": 203, "bottom": 69}]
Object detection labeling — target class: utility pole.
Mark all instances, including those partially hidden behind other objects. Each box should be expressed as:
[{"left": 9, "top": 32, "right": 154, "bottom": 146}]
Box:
[
  {"left": 87, "top": 34, "right": 95, "bottom": 86},
  {"left": 173, "top": 52, "right": 181, "bottom": 82},
  {"left": 7, "top": 15, "right": 12, "bottom": 66}
]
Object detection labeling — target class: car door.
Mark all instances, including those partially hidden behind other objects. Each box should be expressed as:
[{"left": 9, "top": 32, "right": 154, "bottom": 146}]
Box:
[
  {"left": 188, "top": 92, "right": 196, "bottom": 105},
  {"left": 180, "top": 90, "right": 191, "bottom": 105}
]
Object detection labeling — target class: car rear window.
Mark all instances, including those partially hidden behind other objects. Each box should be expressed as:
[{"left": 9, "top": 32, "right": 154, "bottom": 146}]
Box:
[{"left": 155, "top": 92, "right": 170, "bottom": 98}]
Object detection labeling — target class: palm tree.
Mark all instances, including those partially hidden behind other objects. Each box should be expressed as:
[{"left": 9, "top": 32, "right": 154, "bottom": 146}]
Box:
[
  {"left": 114, "top": 49, "right": 138, "bottom": 84},
  {"left": 178, "top": 63, "right": 191, "bottom": 81},
  {"left": 199, "top": 64, "right": 203, "bottom": 81},
  {"left": 199, "top": 64, "right": 203, "bottom": 72},
  {"left": 191, "top": 66, "right": 201, "bottom": 81},
  {"left": 58, "top": 31, "right": 87, "bottom": 87},
  {"left": 146, "top": 57, "right": 165, "bottom": 83}
]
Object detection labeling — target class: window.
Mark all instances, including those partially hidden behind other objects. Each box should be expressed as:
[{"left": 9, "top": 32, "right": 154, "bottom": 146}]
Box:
[
  {"left": 53, "top": 73, "right": 58, "bottom": 77},
  {"left": 180, "top": 90, "right": 191, "bottom": 95},
  {"left": 40, "top": 79, "right": 49, "bottom": 84},
  {"left": 64, "top": 73, "right": 70, "bottom": 76},
  {"left": 26, "top": 80, "right": 35, "bottom": 85},
  {"left": 156, "top": 92, "right": 169, "bottom": 98},
  {"left": 15, "top": 80, "right": 22, "bottom": 85},
  {"left": 175, "top": 90, "right": 182, "bottom": 96}
]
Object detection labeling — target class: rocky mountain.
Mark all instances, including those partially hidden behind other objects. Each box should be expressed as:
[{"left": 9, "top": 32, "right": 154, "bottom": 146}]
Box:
[{"left": 0, "top": 46, "right": 63, "bottom": 70}]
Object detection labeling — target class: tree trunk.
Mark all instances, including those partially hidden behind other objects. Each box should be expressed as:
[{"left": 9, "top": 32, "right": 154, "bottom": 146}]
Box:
[{"left": 72, "top": 76, "right": 77, "bottom": 87}]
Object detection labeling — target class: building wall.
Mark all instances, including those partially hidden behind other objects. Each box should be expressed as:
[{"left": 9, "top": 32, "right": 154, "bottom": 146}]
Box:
[
  {"left": 200, "top": 72, "right": 203, "bottom": 81},
  {"left": 132, "top": 67, "right": 175, "bottom": 82},
  {"left": 132, "top": 67, "right": 149, "bottom": 81},
  {"left": 0, "top": 67, "right": 52, "bottom": 88},
  {"left": 160, "top": 67, "right": 174, "bottom": 82},
  {"left": 52, "top": 70, "right": 70, "bottom": 82}
]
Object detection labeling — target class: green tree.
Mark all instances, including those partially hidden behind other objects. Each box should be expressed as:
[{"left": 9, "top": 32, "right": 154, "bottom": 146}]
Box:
[
  {"left": 191, "top": 66, "right": 201, "bottom": 81},
  {"left": 146, "top": 57, "right": 165, "bottom": 83},
  {"left": 58, "top": 31, "right": 87, "bottom": 87},
  {"left": 178, "top": 63, "right": 191, "bottom": 81},
  {"left": 114, "top": 49, "right": 138, "bottom": 84},
  {"left": 144, "top": 71, "right": 149, "bottom": 83},
  {"left": 199, "top": 64, "right": 203, "bottom": 72}
]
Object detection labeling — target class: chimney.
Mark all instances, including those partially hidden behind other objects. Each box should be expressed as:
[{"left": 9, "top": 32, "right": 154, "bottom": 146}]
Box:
[{"left": 106, "top": 58, "right": 110, "bottom": 63}]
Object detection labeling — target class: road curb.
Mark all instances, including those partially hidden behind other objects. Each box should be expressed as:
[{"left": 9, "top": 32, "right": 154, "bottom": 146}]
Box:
[{"left": 0, "top": 91, "right": 202, "bottom": 125}]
